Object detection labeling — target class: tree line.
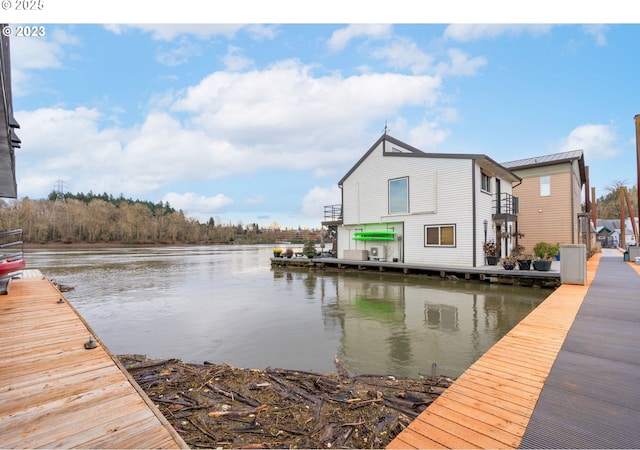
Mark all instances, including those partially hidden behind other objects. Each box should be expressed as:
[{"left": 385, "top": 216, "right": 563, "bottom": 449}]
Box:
[
  {"left": 0, "top": 191, "right": 320, "bottom": 245},
  {"left": 1, "top": 182, "right": 632, "bottom": 246},
  {"left": 594, "top": 182, "right": 638, "bottom": 221}
]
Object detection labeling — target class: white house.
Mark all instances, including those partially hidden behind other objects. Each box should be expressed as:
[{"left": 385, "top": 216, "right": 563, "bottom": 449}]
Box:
[{"left": 335, "top": 134, "right": 521, "bottom": 267}]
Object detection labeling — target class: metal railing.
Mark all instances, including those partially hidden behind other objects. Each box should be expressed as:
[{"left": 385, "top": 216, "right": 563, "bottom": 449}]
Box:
[
  {"left": 493, "top": 193, "right": 519, "bottom": 216},
  {"left": 0, "top": 228, "right": 24, "bottom": 262},
  {"left": 323, "top": 204, "right": 343, "bottom": 223}
]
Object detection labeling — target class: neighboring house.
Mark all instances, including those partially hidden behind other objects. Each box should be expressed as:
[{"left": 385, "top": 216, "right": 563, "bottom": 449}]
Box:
[
  {"left": 0, "top": 27, "right": 20, "bottom": 199},
  {"left": 595, "top": 225, "right": 614, "bottom": 248},
  {"left": 597, "top": 219, "right": 639, "bottom": 249},
  {"left": 501, "top": 150, "right": 587, "bottom": 254},
  {"left": 334, "top": 134, "right": 521, "bottom": 267}
]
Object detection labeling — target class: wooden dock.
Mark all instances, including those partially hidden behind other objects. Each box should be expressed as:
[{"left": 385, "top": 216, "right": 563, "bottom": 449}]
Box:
[
  {"left": 272, "top": 257, "right": 562, "bottom": 288},
  {"left": 0, "top": 271, "right": 188, "bottom": 449},
  {"left": 387, "top": 252, "right": 601, "bottom": 449}
]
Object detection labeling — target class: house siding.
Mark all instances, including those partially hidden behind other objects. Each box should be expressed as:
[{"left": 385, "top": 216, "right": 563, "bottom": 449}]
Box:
[
  {"left": 338, "top": 137, "right": 518, "bottom": 267},
  {"left": 512, "top": 169, "right": 574, "bottom": 253}
]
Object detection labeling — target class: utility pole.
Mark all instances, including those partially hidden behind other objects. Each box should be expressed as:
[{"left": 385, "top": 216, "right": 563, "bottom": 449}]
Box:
[
  {"left": 51, "top": 179, "right": 68, "bottom": 239},
  {"left": 635, "top": 114, "right": 640, "bottom": 222}
]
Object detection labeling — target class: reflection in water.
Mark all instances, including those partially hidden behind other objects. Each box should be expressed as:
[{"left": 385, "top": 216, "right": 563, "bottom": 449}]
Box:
[{"left": 26, "top": 245, "right": 549, "bottom": 378}]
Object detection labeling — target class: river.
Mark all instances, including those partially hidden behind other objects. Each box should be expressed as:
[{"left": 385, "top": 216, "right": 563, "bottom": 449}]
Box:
[{"left": 25, "top": 244, "right": 550, "bottom": 378}]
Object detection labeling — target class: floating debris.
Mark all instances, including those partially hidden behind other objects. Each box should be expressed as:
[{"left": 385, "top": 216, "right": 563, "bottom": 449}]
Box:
[
  {"left": 118, "top": 355, "right": 454, "bottom": 449},
  {"left": 50, "top": 278, "right": 75, "bottom": 292}
]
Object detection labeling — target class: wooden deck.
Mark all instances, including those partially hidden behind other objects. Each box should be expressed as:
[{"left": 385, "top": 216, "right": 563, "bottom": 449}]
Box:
[
  {"left": 0, "top": 271, "right": 188, "bottom": 449},
  {"left": 273, "top": 257, "right": 562, "bottom": 288},
  {"left": 387, "top": 252, "right": 601, "bottom": 449}
]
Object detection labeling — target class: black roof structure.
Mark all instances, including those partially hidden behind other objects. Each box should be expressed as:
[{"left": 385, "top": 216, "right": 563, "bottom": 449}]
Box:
[{"left": 0, "top": 26, "right": 20, "bottom": 198}]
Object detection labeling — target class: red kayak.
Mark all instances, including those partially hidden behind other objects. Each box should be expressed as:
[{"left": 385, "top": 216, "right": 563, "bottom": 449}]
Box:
[{"left": 0, "top": 258, "right": 25, "bottom": 277}]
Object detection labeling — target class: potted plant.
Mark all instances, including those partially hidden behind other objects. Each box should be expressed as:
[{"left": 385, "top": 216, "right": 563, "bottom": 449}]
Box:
[
  {"left": 483, "top": 240, "right": 499, "bottom": 265},
  {"left": 273, "top": 248, "right": 283, "bottom": 258},
  {"left": 532, "top": 242, "right": 557, "bottom": 271},
  {"left": 284, "top": 248, "right": 294, "bottom": 258},
  {"left": 501, "top": 255, "right": 517, "bottom": 270},
  {"left": 302, "top": 240, "right": 317, "bottom": 259},
  {"left": 514, "top": 245, "right": 532, "bottom": 270}
]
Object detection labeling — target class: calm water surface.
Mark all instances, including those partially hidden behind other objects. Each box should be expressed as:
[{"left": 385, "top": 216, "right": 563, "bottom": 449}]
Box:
[{"left": 26, "top": 245, "right": 550, "bottom": 378}]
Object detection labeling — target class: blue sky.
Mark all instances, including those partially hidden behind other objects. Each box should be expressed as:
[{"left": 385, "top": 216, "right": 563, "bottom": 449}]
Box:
[{"left": 6, "top": 9, "right": 640, "bottom": 228}]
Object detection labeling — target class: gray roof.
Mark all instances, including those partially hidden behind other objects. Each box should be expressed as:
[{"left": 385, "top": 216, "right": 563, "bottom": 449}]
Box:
[
  {"left": 339, "top": 134, "right": 520, "bottom": 186},
  {"left": 501, "top": 150, "right": 586, "bottom": 185}
]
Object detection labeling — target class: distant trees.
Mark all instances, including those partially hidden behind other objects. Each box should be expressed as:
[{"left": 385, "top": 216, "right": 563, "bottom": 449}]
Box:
[
  {"left": 0, "top": 192, "right": 321, "bottom": 245},
  {"left": 595, "top": 182, "right": 638, "bottom": 220}
]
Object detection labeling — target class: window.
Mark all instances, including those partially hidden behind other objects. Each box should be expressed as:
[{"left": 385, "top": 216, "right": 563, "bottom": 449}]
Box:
[
  {"left": 540, "top": 175, "right": 550, "bottom": 196},
  {"left": 425, "top": 224, "right": 456, "bottom": 247},
  {"left": 389, "top": 177, "right": 409, "bottom": 214},
  {"left": 481, "top": 172, "right": 491, "bottom": 192}
]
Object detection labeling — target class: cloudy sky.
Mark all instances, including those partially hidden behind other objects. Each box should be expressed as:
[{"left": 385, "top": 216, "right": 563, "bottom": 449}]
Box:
[{"left": 6, "top": 7, "right": 640, "bottom": 228}]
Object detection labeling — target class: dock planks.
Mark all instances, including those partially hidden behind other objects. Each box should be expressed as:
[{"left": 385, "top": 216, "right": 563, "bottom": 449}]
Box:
[
  {"left": 0, "top": 273, "right": 188, "bottom": 449},
  {"left": 387, "top": 252, "right": 601, "bottom": 449}
]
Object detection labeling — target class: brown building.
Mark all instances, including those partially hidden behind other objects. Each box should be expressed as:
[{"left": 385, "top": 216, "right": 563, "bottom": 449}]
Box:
[{"left": 501, "top": 150, "right": 587, "bottom": 255}]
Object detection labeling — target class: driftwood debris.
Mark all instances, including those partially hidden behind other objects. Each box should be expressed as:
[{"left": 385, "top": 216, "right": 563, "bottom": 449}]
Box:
[{"left": 118, "top": 354, "right": 454, "bottom": 449}]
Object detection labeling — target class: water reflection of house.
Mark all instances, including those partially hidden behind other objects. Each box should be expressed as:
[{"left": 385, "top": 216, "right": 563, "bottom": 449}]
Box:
[
  {"left": 333, "top": 276, "right": 543, "bottom": 378},
  {"left": 334, "top": 133, "right": 521, "bottom": 266}
]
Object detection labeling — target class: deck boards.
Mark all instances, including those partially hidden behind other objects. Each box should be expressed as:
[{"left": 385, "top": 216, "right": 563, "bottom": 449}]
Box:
[
  {"left": 387, "top": 252, "right": 601, "bottom": 449},
  {"left": 0, "top": 273, "right": 188, "bottom": 449},
  {"left": 520, "top": 250, "right": 640, "bottom": 448}
]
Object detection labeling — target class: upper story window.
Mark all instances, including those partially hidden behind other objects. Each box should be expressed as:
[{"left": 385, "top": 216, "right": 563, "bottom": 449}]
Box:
[
  {"left": 389, "top": 177, "right": 409, "bottom": 214},
  {"left": 540, "top": 175, "right": 550, "bottom": 196},
  {"left": 481, "top": 172, "right": 492, "bottom": 193}
]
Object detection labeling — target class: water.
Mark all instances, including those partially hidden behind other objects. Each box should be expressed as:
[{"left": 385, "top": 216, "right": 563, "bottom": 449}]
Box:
[{"left": 25, "top": 244, "right": 550, "bottom": 378}]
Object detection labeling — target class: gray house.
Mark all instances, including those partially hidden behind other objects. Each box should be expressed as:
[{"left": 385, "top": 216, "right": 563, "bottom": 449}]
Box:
[{"left": 0, "top": 26, "right": 20, "bottom": 199}]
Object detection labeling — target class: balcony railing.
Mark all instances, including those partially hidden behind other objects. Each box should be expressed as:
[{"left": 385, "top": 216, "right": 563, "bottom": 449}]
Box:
[
  {"left": 0, "top": 228, "right": 25, "bottom": 279},
  {"left": 322, "top": 204, "right": 343, "bottom": 225},
  {"left": 493, "top": 193, "right": 518, "bottom": 222}
]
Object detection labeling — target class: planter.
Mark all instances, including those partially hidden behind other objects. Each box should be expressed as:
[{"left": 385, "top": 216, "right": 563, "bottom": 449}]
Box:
[
  {"left": 503, "top": 262, "right": 515, "bottom": 270},
  {"left": 517, "top": 259, "right": 531, "bottom": 270},
  {"left": 533, "top": 260, "right": 552, "bottom": 271},
  {"left": 273, "top": 252, "right": 282, "bottom": 258},
  {"left": 486, "top": 256, "right": 499, "bottom": 266}
]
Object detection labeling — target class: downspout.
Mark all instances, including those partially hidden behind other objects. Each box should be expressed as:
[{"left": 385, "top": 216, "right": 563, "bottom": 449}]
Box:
[
  {"left": 571, "top": 163, "right": 576, "bottom": 244},
  {"left": 472, "top": 161, "right": 477, "bottom": 267},
  {"left": 635, "top": 114, "right": 640, "bottom": 224},
  {"left": 512, "top": 179, "right": 522, "bottom": 252}
]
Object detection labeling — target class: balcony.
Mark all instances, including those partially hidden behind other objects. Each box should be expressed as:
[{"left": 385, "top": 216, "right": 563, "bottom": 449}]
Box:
[
  {"left": 322, "top": 204, "right": 343, "bottom": 226},
  {"left": 492, "top": 193, "right": 518, "bottom": 224}
]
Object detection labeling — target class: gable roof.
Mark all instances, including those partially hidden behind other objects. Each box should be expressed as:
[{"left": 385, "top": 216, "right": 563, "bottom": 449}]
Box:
[
  {"left": 338, "top": 134, "right": 520, "bottom": 186},
  {"left": 501, "top": 149, "right": 586, "bottom": 185}
]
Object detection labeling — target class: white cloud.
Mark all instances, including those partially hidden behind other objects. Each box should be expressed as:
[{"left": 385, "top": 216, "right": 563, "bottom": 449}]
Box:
[
  {"left": 371, "top": 37, "right": 434, "bottom": 74},
  {"left": 583, "top": 25, "right": 608, "bottom": 47},
  {"left": 15, "top": 59, "right": 451, "bottom": 213},
  {"left": 104, "top": 24, "right": 279, "bottom": 42},
  {"left": 162, "top": 192, "right": 234, "bottom": 216},
  {"left": 245, "top": 195, "right": 265, "bottom": 205},
  {"left": 443, "top": 24, "right": 552, "bottom": 42},
  {"left": 327, "top": 24, "right": 393, "bottom": 52},
  {"left": 558, "top": 123, "right": 619, "bottom": 159},
  {"left": 10, "top": 27, "right": 80, "bottom": 96},
  {"left": 104, "top": 24, "right": 244, "bottom": 41},
  {"left": 156, "top": 37, "right": 203, "bottom": 67},
  {"left": 436, "top": 48, "right": 487, "bottom": 77},
  {"left": 170, "top": 59, "right": 444, "bottom": 171},
  {"left": 222, "top": 46, "right": 254, "bottom": 72},
  {"left": 301, "top": 185, "right": 342, "bottom": 220}
]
